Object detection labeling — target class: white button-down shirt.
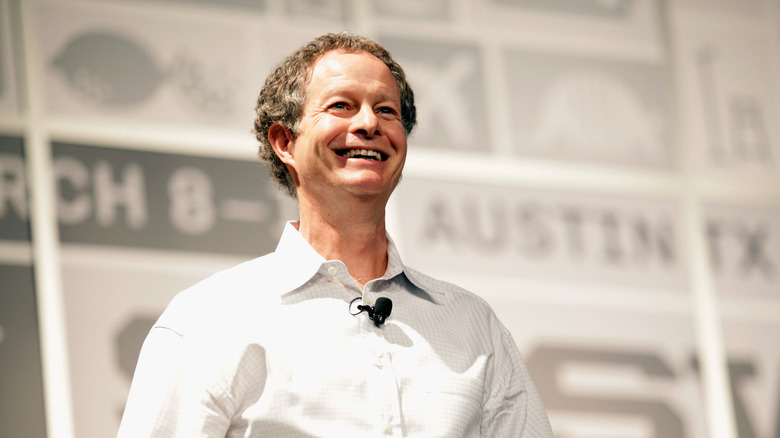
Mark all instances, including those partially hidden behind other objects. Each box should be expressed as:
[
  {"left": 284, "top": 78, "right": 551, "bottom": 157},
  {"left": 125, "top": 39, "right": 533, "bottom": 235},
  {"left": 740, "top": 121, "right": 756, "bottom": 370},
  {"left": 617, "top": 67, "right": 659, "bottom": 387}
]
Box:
[{"left": 118, "top": 222, "right": 553, "bottom": 437}]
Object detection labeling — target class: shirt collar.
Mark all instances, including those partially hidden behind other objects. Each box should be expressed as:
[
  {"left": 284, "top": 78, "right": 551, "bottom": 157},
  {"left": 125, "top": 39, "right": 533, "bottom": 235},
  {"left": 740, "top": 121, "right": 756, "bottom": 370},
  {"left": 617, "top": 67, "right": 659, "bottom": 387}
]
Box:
[
  {"left": 386, "top": 233, "right": 443, "bottom": 304},
  {"left": 271, "top": 221, "right": 326, "bottom": 295},
  {"left": 273, "top": 221, "right": 442, "bottom": 301}
]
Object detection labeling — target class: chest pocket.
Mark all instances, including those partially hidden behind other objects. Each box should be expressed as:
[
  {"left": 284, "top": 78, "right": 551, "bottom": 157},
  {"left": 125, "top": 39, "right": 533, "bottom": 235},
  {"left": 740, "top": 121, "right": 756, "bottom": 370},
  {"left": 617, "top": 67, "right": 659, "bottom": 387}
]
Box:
[{"left": 404, "top": 373, "right": 483, "bottom": 438}]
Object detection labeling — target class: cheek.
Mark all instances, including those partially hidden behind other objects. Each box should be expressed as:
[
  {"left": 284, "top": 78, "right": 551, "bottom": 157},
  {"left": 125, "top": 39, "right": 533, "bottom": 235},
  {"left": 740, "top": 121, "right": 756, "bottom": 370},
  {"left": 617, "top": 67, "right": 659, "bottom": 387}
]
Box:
[
  {"left": 318, "top": 121, "right": 351, "bottom": 150},
  {"left": 382, "top": 121, "right": 407, "bottom": 146},
  {"left": 390, "top": 130, "right": 408, "bottom": 153},
  {"left": 301, "top": 115, "right": 343, "bottom": 141}
]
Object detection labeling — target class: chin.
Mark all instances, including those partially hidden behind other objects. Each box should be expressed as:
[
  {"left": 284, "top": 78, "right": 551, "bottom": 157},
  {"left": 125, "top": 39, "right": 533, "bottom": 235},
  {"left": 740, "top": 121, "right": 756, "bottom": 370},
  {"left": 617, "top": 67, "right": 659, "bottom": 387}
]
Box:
[
  {"left": 346, "top": 182, "right": 394, "bottom": 199},
  {"left": 339, "top": 169, "right": 401, "bottom": 197}
]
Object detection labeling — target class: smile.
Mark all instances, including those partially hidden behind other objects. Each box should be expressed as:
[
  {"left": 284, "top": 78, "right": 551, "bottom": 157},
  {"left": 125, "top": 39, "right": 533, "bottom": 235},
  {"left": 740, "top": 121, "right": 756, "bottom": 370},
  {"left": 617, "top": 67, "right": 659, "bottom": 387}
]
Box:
[{"left": 336, "top": 149, "right": 387, "bottom": 161}]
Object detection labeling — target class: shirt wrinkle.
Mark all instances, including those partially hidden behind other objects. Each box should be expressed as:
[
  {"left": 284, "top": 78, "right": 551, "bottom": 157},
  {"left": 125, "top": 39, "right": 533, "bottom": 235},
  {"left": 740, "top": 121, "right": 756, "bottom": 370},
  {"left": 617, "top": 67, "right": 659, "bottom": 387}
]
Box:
[{"left": 151, "top": 325, "right": 185, "bottom": 338}]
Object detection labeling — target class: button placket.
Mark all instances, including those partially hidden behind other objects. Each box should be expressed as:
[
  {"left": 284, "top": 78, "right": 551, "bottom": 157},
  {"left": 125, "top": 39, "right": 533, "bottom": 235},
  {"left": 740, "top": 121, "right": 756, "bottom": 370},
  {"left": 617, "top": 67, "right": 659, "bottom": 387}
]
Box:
[{"left": 365, "top": 332, "right": 402, "bottom": 437}]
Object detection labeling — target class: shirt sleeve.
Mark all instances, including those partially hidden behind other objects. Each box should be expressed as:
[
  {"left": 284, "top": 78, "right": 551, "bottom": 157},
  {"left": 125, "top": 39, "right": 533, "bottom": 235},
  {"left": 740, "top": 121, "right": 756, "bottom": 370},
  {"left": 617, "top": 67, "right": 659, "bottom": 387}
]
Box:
[
  {"left": 116, "top": 289, "right": 241, "bottom": 438},
  {"left": 481, "top": 323, "right": 554, "bottom": 437}
]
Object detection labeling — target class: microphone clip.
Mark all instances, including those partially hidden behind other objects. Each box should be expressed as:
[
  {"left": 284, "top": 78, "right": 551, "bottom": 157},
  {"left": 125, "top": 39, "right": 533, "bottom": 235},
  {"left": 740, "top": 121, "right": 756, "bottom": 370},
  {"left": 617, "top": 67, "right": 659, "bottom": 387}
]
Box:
[{"left": 350, "top": 297, "right": 393, "bottom": 327}]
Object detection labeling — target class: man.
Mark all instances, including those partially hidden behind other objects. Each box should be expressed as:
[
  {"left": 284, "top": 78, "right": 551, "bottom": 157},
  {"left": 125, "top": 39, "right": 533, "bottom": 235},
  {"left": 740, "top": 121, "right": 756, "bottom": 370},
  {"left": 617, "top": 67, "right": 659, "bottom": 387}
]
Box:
[{"left": 118, "top": 32, "right": 553, "bottom": 437}]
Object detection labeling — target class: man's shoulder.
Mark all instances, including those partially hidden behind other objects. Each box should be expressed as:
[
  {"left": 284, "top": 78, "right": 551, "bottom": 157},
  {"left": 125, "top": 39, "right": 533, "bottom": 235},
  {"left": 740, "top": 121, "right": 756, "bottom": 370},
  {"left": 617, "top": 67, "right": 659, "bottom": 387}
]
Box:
[
  {"left": 401, "top": 266, "right": 512, "bottom": 346},
  {"left": 186, "top": 253, "right": 279, "bottom": 297},
  {"left": 403, "top": 265, "right": 494, "bottom": 310},
  {"left": 153, "top": 253, "right": 281, "bottom": 333}
]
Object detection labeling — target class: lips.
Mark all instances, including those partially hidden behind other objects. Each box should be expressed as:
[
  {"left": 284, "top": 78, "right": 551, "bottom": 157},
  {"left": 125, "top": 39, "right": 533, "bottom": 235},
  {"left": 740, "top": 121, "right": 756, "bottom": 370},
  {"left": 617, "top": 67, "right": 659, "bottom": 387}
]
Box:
[{"left": 336, "top": 148, "right": 387, "bottom": 161}]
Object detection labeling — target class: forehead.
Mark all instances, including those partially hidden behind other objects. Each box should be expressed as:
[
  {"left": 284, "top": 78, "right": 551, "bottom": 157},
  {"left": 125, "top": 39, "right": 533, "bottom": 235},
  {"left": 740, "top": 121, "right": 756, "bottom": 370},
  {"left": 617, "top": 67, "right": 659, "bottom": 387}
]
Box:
[{"left": 305, "top": 50, "right": 399, "bottom": 99}]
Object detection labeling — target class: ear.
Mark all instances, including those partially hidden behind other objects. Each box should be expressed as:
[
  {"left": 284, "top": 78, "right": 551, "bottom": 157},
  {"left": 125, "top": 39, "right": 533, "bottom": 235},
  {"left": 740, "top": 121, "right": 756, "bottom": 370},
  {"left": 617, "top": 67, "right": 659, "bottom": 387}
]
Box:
[{"left": 268, "top": 122, "right": 295, "bottom": 167}]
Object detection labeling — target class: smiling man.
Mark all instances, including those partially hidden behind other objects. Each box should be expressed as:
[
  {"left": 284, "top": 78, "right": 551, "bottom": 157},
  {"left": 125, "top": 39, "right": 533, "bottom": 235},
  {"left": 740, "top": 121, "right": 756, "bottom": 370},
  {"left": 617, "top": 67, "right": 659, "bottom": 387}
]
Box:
[{"left": 118, "top": 33, "right": 553, "bottom": 438}]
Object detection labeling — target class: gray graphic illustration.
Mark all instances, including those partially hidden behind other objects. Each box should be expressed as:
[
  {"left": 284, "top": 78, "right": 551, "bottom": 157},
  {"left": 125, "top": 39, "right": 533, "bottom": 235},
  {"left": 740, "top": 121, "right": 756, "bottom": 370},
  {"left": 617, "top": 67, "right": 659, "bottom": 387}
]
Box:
[
  {"left": 0, "top": 265, "right": 47, "bottom": 438},
  {"left": 52, "top": 32, "right": 163, "bottom": 106},
  {"left": 534, "top": 69, "right": 664, "bottom": 163},
  {"left": 730, "top": 96, "right": 771, "bottom": 162},
  {"left": 695, "top": 45, "right": 774, "bottom": 165},
  {"left": 51, "top": 30, "right": 238, "bottom": 115},
  {"left": 285, "top": 0, "right": 347, "bottom": 22},
  {"left": 380, "top": 37, "right": 489, "bottom": 152},
  {"left": 679, "top": 0, "right": 763, "bottom": 15},
  {"left": 505, "top": 49, "right": 670, "bottom": 167},
  {"left": 1, "top": 136, "right": 30, "bottom": 241},
  {"left": 0, "top": 0, "right": 7, "bottom": 101},
  {"left": 0, "top": 32, "right": 5, "bottom": 99},
  {"left": 106, "top": 0, "right": 266, "bottom": 10},
  {"left": 528, "top": 342, "right": 780, "bottom": 437},
  {"left": 705, "top": 206, "right": 779, "bottom": 297},
  {"left": 695, "top": 46, "right": 725, "bottom": 162},
  {"left": 491, "top": 0, "right": 635, "bottom": 17},
  {"left": 372, "top": 0, "right": 451, "bottom": 20},
  {"left": 116, "top": 315, "right": 156, "bottom": 379},
  {"left": 527, "top": 345, "right": 685, "bottom": 438}
]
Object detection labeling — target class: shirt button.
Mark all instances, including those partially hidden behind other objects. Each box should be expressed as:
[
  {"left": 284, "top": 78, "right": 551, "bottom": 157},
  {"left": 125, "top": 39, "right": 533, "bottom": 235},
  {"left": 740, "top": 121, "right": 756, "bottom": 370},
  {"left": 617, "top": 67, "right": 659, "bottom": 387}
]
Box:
[
  {"left": 375, "top": 361, "right": 384, "bottom": 369},
  {"left": 327, "top": 265, "right": 338, "bottom": 275},
  {"left": 384, "top": 425, "right": 393, "bottom": 435}
]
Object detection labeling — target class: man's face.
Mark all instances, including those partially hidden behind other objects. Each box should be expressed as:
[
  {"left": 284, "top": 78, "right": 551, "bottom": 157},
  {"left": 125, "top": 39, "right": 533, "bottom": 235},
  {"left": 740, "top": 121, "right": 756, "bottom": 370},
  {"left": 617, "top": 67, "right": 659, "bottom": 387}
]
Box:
[{"left": 285, "top": 50, "right": 407, "bottom": 202}]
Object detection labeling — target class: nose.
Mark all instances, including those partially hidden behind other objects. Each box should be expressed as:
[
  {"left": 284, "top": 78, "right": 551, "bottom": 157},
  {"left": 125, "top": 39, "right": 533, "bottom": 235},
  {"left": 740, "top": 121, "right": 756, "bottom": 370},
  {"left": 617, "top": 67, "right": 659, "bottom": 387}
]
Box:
[{"left": 352, "top": 104, "right": 380, "bottom": 138}]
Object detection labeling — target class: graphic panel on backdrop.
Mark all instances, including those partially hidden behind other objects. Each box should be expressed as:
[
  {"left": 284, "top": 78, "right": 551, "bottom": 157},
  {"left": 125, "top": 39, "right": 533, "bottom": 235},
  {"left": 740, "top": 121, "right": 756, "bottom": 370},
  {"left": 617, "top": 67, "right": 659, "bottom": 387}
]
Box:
[
  {"left": 39, "top": 2, "right": 251, "bottom": 128},
  {"left": 0, "top": 0, "right": 21, "bottom": 115},
  {"left": 0, "top": 136, "right": 47, "bottom": 438},
  {"left": 380, "top": 36, "right": 490, "bottom": 153},
  {"left": 505, "top": 49, "right": 671, "bottom": 168},
  {"left": 52, "top": 142, "right": 282, "bottom": 255},
  {"left": 675, "top": 14, "right": 780, "bottom": 175},
  {"left": 397, "top": 177, "right": 687, "bottom": 291}
]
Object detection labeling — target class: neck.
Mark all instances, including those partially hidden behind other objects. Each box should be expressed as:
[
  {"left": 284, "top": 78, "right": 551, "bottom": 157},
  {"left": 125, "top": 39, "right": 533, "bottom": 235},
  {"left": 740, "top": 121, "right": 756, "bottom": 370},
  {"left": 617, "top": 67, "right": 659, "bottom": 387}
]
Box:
[{"left": 296, "top": 195, "right": 389, "bottom": 289}]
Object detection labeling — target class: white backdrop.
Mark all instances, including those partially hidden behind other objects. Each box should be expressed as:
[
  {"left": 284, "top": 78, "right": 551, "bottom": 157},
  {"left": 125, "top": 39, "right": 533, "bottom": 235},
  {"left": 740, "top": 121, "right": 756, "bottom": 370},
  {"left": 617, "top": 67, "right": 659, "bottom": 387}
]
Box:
[{"left": 0, "top": 0, "right": 778, "bottom": 437}]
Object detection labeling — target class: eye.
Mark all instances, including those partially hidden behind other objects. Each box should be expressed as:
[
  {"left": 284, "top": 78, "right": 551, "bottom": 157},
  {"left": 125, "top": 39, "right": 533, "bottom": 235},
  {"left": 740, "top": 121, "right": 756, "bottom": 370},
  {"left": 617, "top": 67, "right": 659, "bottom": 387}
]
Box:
[
  {"left": 378, "top": 106, "right": 398, "bottom": 116},
  {"left": 329, "top": 102, "right": 348, "bottom": 110}
]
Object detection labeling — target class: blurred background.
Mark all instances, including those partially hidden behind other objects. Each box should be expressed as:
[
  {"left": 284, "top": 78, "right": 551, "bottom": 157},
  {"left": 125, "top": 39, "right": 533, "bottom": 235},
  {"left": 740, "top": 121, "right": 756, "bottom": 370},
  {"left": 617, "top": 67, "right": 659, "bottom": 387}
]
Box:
[{"left": 0, "top": 0, "right": 778, "bottom": 437}]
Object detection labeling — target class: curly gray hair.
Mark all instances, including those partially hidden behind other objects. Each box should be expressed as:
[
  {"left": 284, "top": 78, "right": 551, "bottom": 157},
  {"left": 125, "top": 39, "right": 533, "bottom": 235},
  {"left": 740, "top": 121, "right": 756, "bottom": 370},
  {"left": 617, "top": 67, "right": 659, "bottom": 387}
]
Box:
[{"left": 253, "top": 32, "right": 417, "bottom": 198}]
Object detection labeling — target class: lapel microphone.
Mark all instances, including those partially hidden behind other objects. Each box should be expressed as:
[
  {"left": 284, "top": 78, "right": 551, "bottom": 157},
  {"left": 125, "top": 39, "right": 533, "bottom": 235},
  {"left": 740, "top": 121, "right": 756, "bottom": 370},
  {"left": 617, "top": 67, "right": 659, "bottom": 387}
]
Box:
[{"left": 350, "top": 297, "right": 393, "bottom": 327}]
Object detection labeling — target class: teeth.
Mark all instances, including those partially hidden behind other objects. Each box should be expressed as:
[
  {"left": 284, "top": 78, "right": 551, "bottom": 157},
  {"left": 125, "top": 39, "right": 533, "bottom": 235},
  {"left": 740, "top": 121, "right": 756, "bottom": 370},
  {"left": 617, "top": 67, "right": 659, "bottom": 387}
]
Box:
[{"left": 342, "top": 149, "right": 382, "bottom": 160}]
